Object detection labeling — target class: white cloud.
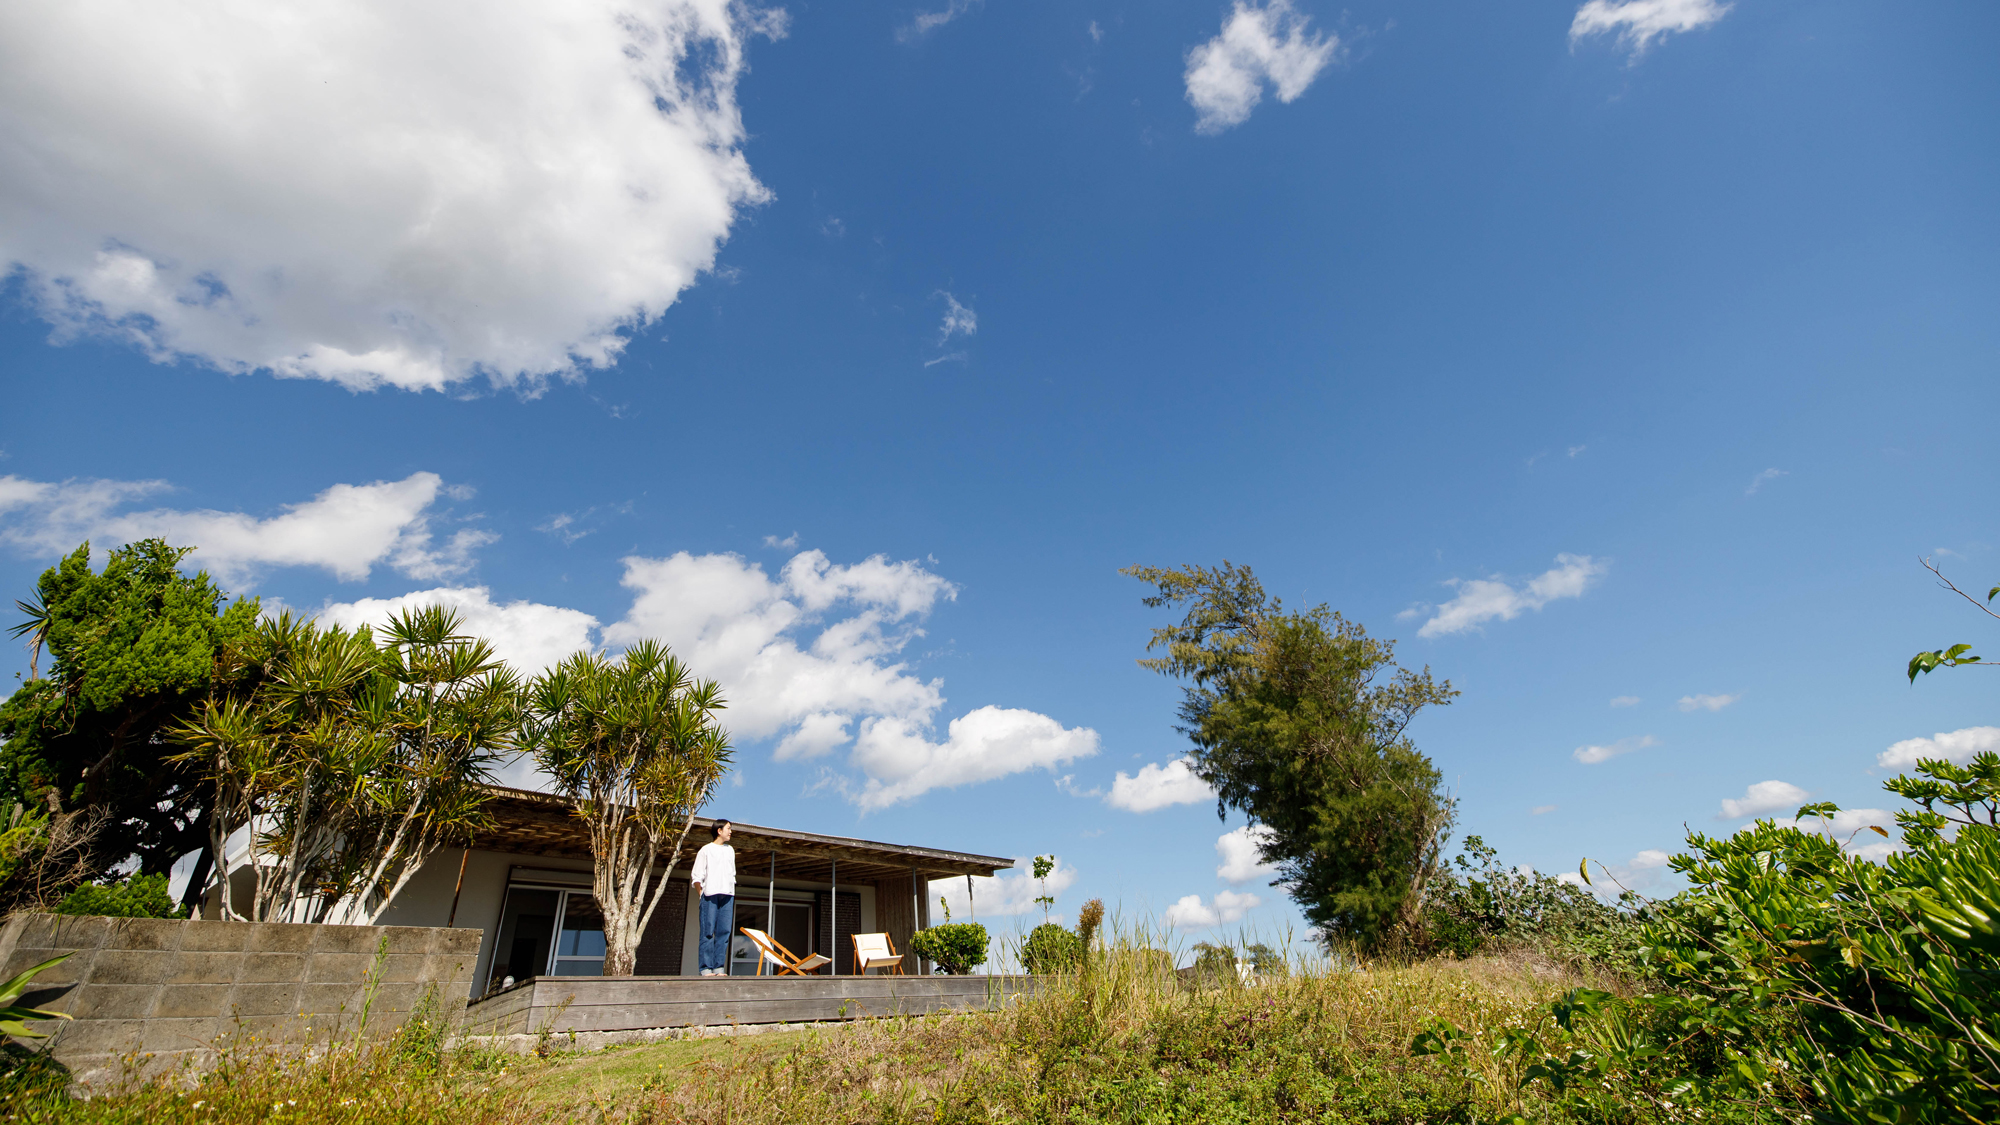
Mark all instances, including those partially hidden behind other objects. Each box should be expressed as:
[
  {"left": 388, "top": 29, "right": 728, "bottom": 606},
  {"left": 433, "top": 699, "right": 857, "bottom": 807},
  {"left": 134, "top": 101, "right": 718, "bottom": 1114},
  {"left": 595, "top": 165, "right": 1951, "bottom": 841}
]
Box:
[
  {"left": 1719, "top": 779, "right": 1809, "bottom": 820},
  {"left": 897, "top": 0, "right": 980, "bottom": 44},
  {"left": 314, "top": 586, "right": 598, "bottom": 678},
  {"left": 1573, "top": 734, "right": 1658, "bottom": 765},
  {"left": 1530, "top": 804, "right": 1558, "bottom": 815},
  {"left": 1678, "top": 692, "right": 1740, "bottom": 712},
  {"left": 1569, "top": 0, "right": 1730, "bottom": 58},
  {"left": 1184, "top": 0, "right": 1337, "bottom": 135},
  {"left": 605, "top": 548, "right": 1097, "bottom": 809},
  {"left": 1609, "top": 695, "right": 1641, "bottom": 707},
  {"left": 936, "top": 291, "right": 977, "bottom": 344},
  {"left": 850, "top": 706, "right": 1099, "bottom": 810},
  {"left": 1877, "top": 725, "right": 2000, "bottom": 770},
  {"left": 933, "top": 856, "right": 1076, "bottom": 920},
  {"left": 1418, "top": 554, "right": 1605, "bottom": 638},
  {"left": 1165, "top": 890, "right": 1260, "bottom": 928},
  {"left": 1215, "top": 825, "right": 1278, "bottom": 883},
  {"left": 762, "top": 532, "right": 800, "bottom": 549},
  {"left": 1106, "top": 758, "right": 1215, "bottom": 813},
  {"left": 0, "top": 0, "right": 784, "bottom": 391},
  {"left": 0, "top": 471, "right": 488, "bottom": 586},
  {"left": 1744, "top": 468, "right": 1789, "bottom": 495},
  {"left": 1568, "top": 445, "right": 1587, "bottom": 458},
  {"left": 1567, "top": 847, "right": 1672, "bottom": 895}
]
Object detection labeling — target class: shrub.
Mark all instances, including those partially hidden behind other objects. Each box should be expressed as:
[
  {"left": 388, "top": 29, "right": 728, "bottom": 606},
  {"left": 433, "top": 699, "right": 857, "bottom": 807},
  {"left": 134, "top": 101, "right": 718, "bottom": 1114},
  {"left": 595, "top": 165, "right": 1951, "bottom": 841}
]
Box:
[
  {"left": 910, "top": 922, "right": 988, "bottom": 975},
  {"left": 54, "top": 872, "right": 182, "bottom": 918},
  {"left": 1423, "top": 834, "right": 1643, "bottom": 969},
  {"left": 1020, "top": 922, "right": 1080, "bottom": 974}
]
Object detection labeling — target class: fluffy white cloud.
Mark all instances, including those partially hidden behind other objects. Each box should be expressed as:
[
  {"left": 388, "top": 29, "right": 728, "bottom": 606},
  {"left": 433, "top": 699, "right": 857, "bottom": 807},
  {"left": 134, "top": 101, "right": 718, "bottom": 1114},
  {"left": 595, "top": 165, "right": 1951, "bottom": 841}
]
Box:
[
  {"left": 1215, "top": 825, "right": 1278, "bottom": 883},
  {"left": 1418, "top": 554, "right": 1605, "bottom": 638},
  {"left": 933, "top": 856, "right": 1076, "bottom": 920},
  {"left": 605, "top": 548, "right": 1097, "bottom": 809},
  {"left": 1719, "top": 780, "right": 1809, "bottom": 820},
  {"left": 313, "top": 586, "right": 598, "bottom": 677},
  {"left": 1184, "top": 0, "right": 1337, "bottom": 135},
  {"left": 1678, "top": 693, "right": 1739, "bottom": 712},
  {"left": 850, "top": 706, "right": 1100, "bottom": 810},
  {"left": 0, "top": 0, "right": 783, "bottom": 391},
  {"left": 1609, "top": 695, "right": 1641, "bottom": 708},
  {"left": 1572, "top": 734, "right": 1657, "bottom": 765},
  {"left": 1569, "top": 0, "right": 1730, "bottom": 57},
  {"left": 1744, "top": 468, "right": 1789, "bottom": 495},
  {"left": 1106, "top": 758, "right": 1215, "bottom": 813},
  {"left": 1165, "top": 890, "right": 1261, "bottom": 928},
  {"left": 1877, "top": 725, "right": 2000, "bottom": 770},
  {"left": 0, "top": 471, "right": 488, "bottom": 586}
]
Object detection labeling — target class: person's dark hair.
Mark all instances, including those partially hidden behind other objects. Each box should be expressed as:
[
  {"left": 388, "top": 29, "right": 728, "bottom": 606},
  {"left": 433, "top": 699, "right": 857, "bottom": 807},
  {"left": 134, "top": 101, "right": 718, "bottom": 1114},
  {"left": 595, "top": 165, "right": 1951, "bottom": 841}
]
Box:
[{"left": 713, "top": 818, "right": 732, "bottom": 839}]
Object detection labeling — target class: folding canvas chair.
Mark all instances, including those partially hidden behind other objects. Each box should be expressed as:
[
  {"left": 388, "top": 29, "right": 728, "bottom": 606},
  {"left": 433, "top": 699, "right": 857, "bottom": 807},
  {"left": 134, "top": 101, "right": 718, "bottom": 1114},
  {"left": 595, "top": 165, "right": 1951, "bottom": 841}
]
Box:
[
  {"left": 850, "top": 932, "right": 906, "bottom": 976},
  {"left": 740, "top": 927, "right": 833, "bottom": 976}
]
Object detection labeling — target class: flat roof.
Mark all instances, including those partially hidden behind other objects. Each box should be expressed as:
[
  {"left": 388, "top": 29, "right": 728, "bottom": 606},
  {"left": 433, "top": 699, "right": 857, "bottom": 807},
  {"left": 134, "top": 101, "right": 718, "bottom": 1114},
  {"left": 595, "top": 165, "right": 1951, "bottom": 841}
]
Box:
[{"left": 467, "top": 785, "right": 1015, "bottom": 881}]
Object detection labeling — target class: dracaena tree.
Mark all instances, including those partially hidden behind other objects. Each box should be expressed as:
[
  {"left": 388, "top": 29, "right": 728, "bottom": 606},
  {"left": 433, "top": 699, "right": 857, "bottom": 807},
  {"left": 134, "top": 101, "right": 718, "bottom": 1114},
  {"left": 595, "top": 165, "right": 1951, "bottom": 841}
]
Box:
[
  {"left": 525, "top": 641, "right": 731, "bottom": 976},
  {"left": 174, "top": 607, "right": 519, "bottom": 923}
]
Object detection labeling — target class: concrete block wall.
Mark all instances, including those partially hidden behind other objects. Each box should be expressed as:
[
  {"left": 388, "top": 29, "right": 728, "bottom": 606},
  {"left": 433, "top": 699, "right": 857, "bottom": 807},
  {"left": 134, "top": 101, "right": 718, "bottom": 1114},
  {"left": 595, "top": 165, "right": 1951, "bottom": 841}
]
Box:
[{"left": 0, "top": 912, "right": 482, "bottom": 1091}]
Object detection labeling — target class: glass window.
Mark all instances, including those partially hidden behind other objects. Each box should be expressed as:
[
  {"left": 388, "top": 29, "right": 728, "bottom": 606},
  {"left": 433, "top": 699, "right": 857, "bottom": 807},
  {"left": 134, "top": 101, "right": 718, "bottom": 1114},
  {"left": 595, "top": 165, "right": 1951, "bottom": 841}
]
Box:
[
  {"left": 552, "top": 892, "right": 606, "bottom": 976},
  {"left": 489, "top": 888, "right": 559, "bottom": 993}
]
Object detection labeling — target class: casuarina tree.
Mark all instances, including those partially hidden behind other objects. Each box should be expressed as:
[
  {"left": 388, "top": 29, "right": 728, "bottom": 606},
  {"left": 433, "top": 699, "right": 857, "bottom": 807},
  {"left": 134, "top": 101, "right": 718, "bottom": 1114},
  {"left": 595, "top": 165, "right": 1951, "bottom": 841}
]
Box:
[
  {"left": 525, "top": 641, "right": 731, "bottom": 976},
  {"left": 1125, "top": 562, "right": 1458, "bottom": 951}
]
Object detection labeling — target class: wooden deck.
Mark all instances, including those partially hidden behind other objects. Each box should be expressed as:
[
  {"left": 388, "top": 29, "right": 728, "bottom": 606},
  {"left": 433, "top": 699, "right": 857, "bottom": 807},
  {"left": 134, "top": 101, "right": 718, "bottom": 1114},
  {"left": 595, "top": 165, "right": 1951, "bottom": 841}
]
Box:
[{"left": 463, "top": 974, "right": 1034, "bottom": 1035}]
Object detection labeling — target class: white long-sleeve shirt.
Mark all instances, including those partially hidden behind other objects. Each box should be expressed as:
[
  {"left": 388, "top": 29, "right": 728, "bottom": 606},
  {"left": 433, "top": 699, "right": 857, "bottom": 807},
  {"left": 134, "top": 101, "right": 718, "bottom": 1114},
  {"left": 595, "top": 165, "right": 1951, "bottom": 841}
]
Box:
[{"left": 689, "top": 841, "right": 736, "bottom": 897}]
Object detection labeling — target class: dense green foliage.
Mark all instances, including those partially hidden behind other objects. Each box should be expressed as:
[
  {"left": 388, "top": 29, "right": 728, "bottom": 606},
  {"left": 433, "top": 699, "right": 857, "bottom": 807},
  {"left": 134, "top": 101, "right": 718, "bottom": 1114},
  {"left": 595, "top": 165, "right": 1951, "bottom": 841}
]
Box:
[
  {"left": 1019, "top": 922, "right": 1080, "bottom": 974},
  {"left": 910, "top": 921, "right": 989, "bottom": 975},
  {"left": 1, "top": 541, "right": 259, "bottom": 881},
  {"left": 1126, "top": 561, "right": 1458, "bottom": 951},
  {"left": 174, "top": 606, "right": 522, "bottom": 924},
  {"left": 1425, "top": 834, "right": 1645, "bottom": 968},
  {"left": 52, "top": 872, "right": 182, "bottom": 918}
]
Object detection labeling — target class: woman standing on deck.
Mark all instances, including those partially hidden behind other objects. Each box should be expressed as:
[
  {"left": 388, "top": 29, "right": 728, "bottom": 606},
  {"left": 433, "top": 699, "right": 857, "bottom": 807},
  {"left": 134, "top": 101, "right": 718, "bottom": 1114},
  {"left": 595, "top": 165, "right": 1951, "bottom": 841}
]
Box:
[{"left": 690, "top": 820, "right": 736, "bottom": 976}]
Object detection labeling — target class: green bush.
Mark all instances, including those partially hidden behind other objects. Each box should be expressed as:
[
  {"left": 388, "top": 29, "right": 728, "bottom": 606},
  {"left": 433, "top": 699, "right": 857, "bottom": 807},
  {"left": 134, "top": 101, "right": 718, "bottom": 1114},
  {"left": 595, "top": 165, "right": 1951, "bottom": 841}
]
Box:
[
  {"left": 1020, "top": 922, "right": 1079, "bottom": 974},
  {"left": 909, "top": 922, "right": 988, "bottom": 975},
  {"left": 1423, "top": 834, "right": 1644, "bottom": 969},
  {"left": 53, "top": 872, "right": 182, "bottom": 918}
]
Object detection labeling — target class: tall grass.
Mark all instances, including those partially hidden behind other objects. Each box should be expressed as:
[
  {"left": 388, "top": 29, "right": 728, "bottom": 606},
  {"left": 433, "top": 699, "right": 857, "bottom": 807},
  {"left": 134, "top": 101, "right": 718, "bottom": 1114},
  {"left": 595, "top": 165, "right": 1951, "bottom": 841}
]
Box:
[{"left": 6, "top": 922, "right": 1643, "bottom": 1124}]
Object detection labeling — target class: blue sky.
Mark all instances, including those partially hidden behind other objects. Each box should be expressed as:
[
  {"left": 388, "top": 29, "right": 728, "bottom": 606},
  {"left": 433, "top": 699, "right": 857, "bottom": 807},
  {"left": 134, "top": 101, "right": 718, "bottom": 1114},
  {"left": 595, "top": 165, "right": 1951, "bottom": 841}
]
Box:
[{"left": 2, "top": 0, "right": 1996, "bottom": 946}]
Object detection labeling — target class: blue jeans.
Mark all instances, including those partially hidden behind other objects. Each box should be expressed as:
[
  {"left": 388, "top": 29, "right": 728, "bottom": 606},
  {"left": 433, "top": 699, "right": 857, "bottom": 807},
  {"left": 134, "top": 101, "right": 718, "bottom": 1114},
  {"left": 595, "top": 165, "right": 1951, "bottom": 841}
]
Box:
[{"left": 698, "top": 893, "right": 735, "bottom": 974}]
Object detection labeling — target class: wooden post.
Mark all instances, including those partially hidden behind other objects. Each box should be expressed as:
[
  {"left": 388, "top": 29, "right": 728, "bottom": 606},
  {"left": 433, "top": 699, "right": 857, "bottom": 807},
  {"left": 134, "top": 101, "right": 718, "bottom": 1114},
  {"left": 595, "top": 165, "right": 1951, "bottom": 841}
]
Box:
[
  {"left": 829, "top": 858, "right": 839, "bottom": 976},
  {"left": 446, "top": 847, "right": 471, "bottom": 927}
]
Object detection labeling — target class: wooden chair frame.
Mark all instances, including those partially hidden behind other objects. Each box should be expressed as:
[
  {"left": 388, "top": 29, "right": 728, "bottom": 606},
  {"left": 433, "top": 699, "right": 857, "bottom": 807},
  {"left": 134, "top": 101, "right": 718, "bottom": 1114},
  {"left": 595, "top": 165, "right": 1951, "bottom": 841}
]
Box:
[
  {"left": 850, "top": 931, "right": 906, "bottom": 976},
  {"left": 740, "top": 927, "right": 833, "bottom": 976}
]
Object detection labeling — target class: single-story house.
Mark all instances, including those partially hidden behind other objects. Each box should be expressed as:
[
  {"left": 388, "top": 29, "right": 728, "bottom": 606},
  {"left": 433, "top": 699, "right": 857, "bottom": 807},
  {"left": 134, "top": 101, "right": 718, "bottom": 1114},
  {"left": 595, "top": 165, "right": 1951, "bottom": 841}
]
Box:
[{"left": 360, "top": 787, "right": 1014, "bottom": 996}]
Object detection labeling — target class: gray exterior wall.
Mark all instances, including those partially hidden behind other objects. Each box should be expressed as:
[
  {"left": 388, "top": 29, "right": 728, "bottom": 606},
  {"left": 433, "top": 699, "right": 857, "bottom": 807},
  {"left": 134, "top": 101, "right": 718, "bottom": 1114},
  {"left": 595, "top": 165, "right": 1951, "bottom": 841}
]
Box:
[{"left": 0, "top": 913, "right": 480, "bottom": 1092}]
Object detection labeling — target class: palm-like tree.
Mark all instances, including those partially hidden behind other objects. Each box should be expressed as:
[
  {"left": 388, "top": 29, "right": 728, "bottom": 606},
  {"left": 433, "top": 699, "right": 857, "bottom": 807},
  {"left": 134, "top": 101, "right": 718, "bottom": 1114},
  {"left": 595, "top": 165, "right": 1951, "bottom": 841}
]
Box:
[{"left": 525, "top": 641, "right": 731, "bottom": 976}]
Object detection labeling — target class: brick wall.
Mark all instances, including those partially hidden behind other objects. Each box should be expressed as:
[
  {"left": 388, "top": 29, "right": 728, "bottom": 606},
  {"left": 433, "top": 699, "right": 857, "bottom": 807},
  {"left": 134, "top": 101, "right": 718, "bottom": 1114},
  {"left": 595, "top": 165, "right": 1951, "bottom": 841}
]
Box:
[{"left": 0, "top": 912, "right": 480, "bottom": 1092}]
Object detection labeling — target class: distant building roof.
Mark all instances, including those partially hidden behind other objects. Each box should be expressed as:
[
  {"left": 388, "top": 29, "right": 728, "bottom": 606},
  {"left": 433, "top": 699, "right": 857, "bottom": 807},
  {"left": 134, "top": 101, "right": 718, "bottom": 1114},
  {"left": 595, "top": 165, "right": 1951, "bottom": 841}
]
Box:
[{"left": 467, "top": 785, "right": 1014, "bottom": 882}]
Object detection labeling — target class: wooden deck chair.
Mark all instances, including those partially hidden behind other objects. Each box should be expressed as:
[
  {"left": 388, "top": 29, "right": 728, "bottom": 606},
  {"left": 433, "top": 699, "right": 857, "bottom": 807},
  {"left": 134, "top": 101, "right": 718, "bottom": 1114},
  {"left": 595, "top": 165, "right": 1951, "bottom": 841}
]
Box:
[
  {"left": 851, "top": 932, "right": 906, "bottom": 975},
  {"left": 740, "top": 927, "right": 832, "bottom": 976}
]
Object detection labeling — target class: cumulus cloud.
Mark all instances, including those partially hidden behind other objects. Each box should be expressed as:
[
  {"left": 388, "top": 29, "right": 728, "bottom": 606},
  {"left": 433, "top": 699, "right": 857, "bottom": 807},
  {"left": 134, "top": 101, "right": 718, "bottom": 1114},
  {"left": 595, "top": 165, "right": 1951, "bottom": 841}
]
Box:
[
  {"left": 1106, "top": 758, "right": 1215, "bottom": 813},
  {"left": 605, "top": 548, "right": 1097, "bottom": 809},
  {"left": 0, "top": 471, "right": 489, "bottom": 586},
  {"left": 934, "top": 855, "right": 1075, "bottom": 919},
  {"left": 1215, "top": 825, "right": 1278, "bottom": 883},
  {"left": 314, "top": 586, "right": 598, "bottom": 677},
  {"left": 0, "top": 0, "right": 784, "bottom": 391},
  {"left": 1569, "top": 0, "right": 1730, "bottom": 57},
  {"left": 897, "top": 0, "right": 980, "bottom": 44},
  {"left": 1184, "top": 0, "right": 1337, "bottom": 134},
  {"left": 1878, "top": 725, "right": 2000, "bottom": 770},
  {"left": 1718, "top": 780, "right": 1809, "bottom": 820},
  {"left": 1573, "top": 734, "right": 1658, "bottom": 765},
  {"left": 1165, "top": 890, "right": 1260, "bottom": 928},
  {"left": 1678, "top": 693, "right": 1739, "bottom": 712},
  {"left": 1418, "top": 554, "right": 1605, "bottom": 638},
  {"left": 1609, "top": 695, "right": 1641, "bottom": 708}
]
